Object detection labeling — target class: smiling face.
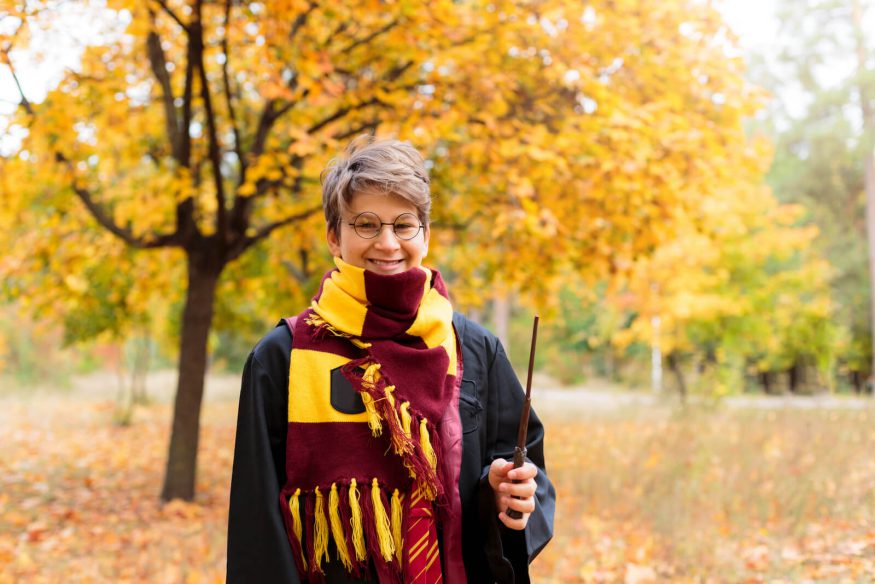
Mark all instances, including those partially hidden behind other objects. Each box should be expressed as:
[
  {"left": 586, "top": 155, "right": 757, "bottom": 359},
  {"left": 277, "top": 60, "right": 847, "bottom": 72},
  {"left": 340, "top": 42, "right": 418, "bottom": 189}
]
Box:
[{"left": 326, "top": 190, "right": 430, "bottom": 276}]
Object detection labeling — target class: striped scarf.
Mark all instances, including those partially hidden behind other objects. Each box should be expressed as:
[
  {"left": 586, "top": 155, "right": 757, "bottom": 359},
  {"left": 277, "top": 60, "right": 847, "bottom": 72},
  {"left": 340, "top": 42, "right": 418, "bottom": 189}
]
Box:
[{"left": 279, "top": 258, "right": 461, "bottom": 583}]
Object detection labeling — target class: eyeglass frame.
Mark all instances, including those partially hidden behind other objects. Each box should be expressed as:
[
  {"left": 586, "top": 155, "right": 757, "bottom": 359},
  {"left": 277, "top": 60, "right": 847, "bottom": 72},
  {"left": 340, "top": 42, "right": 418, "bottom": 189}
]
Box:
[{"left": 344, "top": 211, "right": 425, "bottom": 241}]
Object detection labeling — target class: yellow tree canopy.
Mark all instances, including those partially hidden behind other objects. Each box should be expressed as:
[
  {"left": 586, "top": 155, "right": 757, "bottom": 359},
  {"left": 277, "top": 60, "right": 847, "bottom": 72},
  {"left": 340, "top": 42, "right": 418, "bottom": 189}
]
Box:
[
  {"left": 2, "top": 0, "right": 762, "bottom": 309},
  {"left": 0, "top": 0, "right": 768, "bottom": 499},
  {"left": 612, "top": 139, "right": 837, "bottom": 393}
]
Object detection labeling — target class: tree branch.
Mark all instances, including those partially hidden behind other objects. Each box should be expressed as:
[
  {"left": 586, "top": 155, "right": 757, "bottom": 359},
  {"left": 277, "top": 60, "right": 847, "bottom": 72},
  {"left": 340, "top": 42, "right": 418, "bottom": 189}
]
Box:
[
  {"left": 227, "top": 205, "right": 322, "bottom": 261},
  {"left": 221, "top": 0, "right": 243, "bottom": 172},
  {"left": 340, "top": 18, "right": 400, "bottom": 55},
  {"left": 3, "top": 48, "right": 34, "bottom": 116},
  {"left": 56, "top": 153, "right": 180, "bottom": 249},
  {"left": 290, "top": 1, "right": 319, "bottom": 44},
  {"left": 150, "top": 0, "right": 188, "bottom": 31},
  {"left": 175, "top": 2, "right": 197, "bottom": 241},
  {"left": 191, "top": 9, "right": 228, "bottom": 241},
  {"left": 282, "top": 248, "right": 314, "bottom": 283},
  {"left": 334, "top": 120, "right": 380, "bottom": 141},
  {"left": 146, "top": 9, "right": 182, "bottom": 161}
]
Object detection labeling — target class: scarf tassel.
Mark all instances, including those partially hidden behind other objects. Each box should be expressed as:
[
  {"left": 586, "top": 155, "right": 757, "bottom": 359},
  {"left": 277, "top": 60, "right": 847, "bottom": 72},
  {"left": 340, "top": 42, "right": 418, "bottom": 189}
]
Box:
[
  {"left": 282, "top": 488, "right": 308, "bottom": 575},
  {"left": 305, "top": 312, "right": 371, "bottom": 349},
  {"left": 286, "top": 481, "right": 417, "bottom": 583},
  {"left": 328, "top": 483, "right": 354, "bottom": 572},
  {"left": 362, "top": 479, "right": 403, "bottom": 584},
  {"left": 314, "top": 487, "right": 330, "bottom": 569},
  {"left": 304, "top": 493, "right": 325, "bottom": 583},
  {"left": 342, "top": 358, "right": 444, "bottom": 503},
  {"left": 348, "top": 478, "right": 368, "bottom": 563},
  {"left": 391, "top": 488, "right": 404, "bottom": 566}
]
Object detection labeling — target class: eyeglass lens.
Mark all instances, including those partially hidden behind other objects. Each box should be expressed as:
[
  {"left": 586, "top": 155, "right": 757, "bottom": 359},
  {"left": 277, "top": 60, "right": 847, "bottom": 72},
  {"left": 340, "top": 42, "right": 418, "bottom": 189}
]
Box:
[{"left": 352, "top": 212, "right": 422, "bottom": 240}]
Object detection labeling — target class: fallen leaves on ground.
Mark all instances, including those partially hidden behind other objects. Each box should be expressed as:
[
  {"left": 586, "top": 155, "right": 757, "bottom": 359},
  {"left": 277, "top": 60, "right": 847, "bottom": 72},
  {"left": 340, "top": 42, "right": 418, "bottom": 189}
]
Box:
[{"left": 3, "top": 388, "right": 875, "bottom": 582}]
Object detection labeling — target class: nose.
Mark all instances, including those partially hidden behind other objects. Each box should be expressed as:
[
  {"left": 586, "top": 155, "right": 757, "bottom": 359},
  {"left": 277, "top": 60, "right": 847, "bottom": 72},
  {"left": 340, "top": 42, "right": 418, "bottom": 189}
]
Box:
[{"left": 373, "top": 225, "right": 401, "bottom": 251}]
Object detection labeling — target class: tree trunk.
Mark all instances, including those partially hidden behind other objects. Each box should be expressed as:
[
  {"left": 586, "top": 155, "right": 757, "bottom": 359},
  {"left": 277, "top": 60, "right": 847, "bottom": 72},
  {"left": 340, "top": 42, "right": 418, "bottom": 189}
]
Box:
[
  {"left": 852, "top": 370, "right": 862, "bottom": 394},
  {"left": 760, "top": 371, "right": 773, "bottom": 394},
  {"left": 666, "top": 352, "right": 686, "bottom": 405},
  {"left": 787, "top": 362, "right": 800, "bottom": 394},
  {"left": 493, "top": 291, "right": 510, "bottom": 352},
  {"left": 161, "top": 255, "right": 222, "bottom": 501}
]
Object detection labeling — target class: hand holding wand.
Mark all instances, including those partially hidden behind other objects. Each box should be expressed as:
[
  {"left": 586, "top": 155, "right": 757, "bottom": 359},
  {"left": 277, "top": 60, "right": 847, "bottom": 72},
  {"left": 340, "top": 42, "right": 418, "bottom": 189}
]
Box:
[{"left": 506, "top": 315, "right": 539, "bottom": 520}]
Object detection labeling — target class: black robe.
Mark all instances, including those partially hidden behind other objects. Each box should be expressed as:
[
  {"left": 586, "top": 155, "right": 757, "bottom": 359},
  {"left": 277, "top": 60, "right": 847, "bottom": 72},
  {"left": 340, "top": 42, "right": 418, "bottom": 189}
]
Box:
[{"left": 227, "top": 313, "right": 555, "bottom": 583}]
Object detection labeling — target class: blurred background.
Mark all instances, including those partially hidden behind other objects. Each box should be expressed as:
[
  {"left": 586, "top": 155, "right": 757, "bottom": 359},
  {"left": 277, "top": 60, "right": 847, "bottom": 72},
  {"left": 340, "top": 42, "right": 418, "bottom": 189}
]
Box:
[{"left": 1, "top": 0, "right": 875, "bottom": 581}]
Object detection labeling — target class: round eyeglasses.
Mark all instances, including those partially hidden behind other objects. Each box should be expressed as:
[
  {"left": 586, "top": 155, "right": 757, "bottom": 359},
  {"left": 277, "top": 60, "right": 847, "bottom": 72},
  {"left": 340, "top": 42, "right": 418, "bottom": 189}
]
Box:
[{"left": 346, "top": 212, "right": 424, "bottom": 240}]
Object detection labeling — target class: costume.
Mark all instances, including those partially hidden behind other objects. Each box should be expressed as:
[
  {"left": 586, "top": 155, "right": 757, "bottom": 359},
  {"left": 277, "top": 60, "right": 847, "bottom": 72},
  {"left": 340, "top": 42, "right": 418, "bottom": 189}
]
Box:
[{"left": 227, "top": 262, "right": 555, "bottom": 583}]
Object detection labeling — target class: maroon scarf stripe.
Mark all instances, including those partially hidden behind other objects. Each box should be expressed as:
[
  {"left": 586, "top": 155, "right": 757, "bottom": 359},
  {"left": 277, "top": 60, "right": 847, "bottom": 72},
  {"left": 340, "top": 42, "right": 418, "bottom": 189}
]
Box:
[
  {"left": 361, "top": 268, "right": 427, "bottom": 338},
  {"left": 286, "top": 422, "right": 410, "bottom": 489}
]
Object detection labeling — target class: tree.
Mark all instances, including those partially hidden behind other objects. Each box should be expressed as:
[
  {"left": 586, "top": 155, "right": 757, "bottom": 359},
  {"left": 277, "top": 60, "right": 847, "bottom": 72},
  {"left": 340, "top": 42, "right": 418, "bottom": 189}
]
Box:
[
  {"left": 612, "top": 145, "right": 838, "bottom": 398},
  {"left": 751, "top": 0, "right": 875, "bottom": 384},
  {"left": 1, "top": 0, "right": 765, "bottom": 500}
]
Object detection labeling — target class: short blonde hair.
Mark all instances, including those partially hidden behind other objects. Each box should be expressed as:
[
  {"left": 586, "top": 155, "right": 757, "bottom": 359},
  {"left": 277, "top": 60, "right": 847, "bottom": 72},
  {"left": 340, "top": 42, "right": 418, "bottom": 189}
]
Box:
[{"left": 320, "top": 135, "right": 431, "bottom": 231}]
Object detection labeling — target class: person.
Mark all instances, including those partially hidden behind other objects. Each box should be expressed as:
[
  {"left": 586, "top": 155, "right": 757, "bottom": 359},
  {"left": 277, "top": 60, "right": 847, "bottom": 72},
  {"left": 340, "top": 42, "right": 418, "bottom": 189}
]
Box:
[{"left": 227, "top": 136, "right": 555, "bottom": 584}]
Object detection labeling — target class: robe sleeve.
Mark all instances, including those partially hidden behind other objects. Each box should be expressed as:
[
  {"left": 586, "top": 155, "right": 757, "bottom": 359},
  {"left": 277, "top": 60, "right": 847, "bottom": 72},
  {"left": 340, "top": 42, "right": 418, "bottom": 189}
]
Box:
[
  {"left": 227, "top": 334, "right": 301, "bottom": 583},
  {"left": 478, "top": 339, "right": 556, "bottom": 584}
]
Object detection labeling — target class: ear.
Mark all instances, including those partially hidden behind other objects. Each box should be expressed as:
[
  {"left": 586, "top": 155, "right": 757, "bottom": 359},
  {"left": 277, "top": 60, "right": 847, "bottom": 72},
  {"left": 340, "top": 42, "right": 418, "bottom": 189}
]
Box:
[
  {"left": 326, "top": 225, "right": 342, "bottom": 257},
  {"left": 422, "top": 223, "right": 430, "bottom": 252}
]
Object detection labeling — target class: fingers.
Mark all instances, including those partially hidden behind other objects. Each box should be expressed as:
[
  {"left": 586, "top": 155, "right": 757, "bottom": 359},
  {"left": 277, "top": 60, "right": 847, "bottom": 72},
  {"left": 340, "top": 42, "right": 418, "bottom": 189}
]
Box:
[
  {"left": 506, "top": 462, "right": 538, "bottom": 481},
  {"left": 489, "top": 459, "right": 540, "bottom": 530},
  {"left": 487, "top": 459, "right": 514, "bottom": 491},
  {"left": 496, "top": 478, "right": 537, "bottom": 498},
  {"left": 497, "top": 495, "right": 534, "bottom": 530},
  {"left": 497, "top": 491, "right": 536, "bottom": 514}
]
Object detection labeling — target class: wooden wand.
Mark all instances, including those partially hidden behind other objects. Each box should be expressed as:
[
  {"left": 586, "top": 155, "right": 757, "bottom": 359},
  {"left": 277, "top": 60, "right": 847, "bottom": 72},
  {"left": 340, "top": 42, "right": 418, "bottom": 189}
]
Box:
[{"left": 506, "top": 315, "right": 539, "bottom": 520}]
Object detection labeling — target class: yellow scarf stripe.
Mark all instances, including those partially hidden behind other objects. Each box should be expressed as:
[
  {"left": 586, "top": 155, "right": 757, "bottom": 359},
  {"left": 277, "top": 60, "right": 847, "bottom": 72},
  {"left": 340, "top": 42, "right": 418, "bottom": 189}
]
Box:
[
  {"left": 311, "top": 258, "right": 369, "bottom": 336},
  {"left": 287, "top": 349, "right": 369, "bottom": 423},
  {"left": 405, "top": 284, "right": 457, "bottom": 375}
]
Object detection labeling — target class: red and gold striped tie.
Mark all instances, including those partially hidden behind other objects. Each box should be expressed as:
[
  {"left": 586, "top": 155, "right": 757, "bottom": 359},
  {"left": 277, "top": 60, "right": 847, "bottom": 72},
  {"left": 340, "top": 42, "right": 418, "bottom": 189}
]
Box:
[{"left": 404, "top": 487, "right": 442, "bottom": 583}]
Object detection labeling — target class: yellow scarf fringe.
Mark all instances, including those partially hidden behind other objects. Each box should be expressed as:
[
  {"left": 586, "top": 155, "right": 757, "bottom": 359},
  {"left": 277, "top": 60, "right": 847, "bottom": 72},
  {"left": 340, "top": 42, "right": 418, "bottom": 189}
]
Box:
[
  {"left": 349, "top": 479, "right": 367, "bottom": 561},
  {"left": 371, "top": 478, "right": 395, "bottom": 562},
  {"left": 328, "top": 483, "right": 353, "bottom": 571},
  {"left": 313, "top": 487, "right": 329, "bottom": 571},
  {"left": 289, "top": 488, "right": 307, "bottom": 570},
  {"left": 391, "top": 489, "right": 404, "bottom": 565}
]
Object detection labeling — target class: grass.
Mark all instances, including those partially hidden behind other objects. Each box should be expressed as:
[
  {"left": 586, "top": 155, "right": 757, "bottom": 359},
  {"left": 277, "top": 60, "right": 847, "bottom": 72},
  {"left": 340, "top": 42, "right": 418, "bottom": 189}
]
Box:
[{"left": 3, "top": 376, "right": 875, "bottom": 582}]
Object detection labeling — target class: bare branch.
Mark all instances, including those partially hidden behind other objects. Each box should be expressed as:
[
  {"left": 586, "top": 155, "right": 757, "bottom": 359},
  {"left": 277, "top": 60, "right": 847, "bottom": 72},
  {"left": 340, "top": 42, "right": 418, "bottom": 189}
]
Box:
[
  {"left": 3, "top": 49, "right": 34, "bottom": 116},
  {"left": 146, "top": 9, "right": 182, "bottom": 161},
  {"left": 227, "top": 205, "right": 322, "bottom": 261},
  {"left": 340, "top": 18, "right": 400, "bottom": 55},
  {"left": 56, "top": 153, "right": 180, "bottom": 249},
  {"left": 250, "top": 98, "right": 279, "bottom": 158},
  {"left": 290, "top": 1, "right": 319, "bottom": 43},
  {"left": 150, "top": 0, "right": 188, "bottom": 31},
  {"left": 282, "top": 248, "right": 314, "bottom": 283},
  {"left": 334, "top": 120, "right": 380, "bottom": 141},
  {"left": 190, "top": 12, "right": 228, "bottom": 239},
  {"left": 221, "top": 0, "right": 243, "bottom": 170}
]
